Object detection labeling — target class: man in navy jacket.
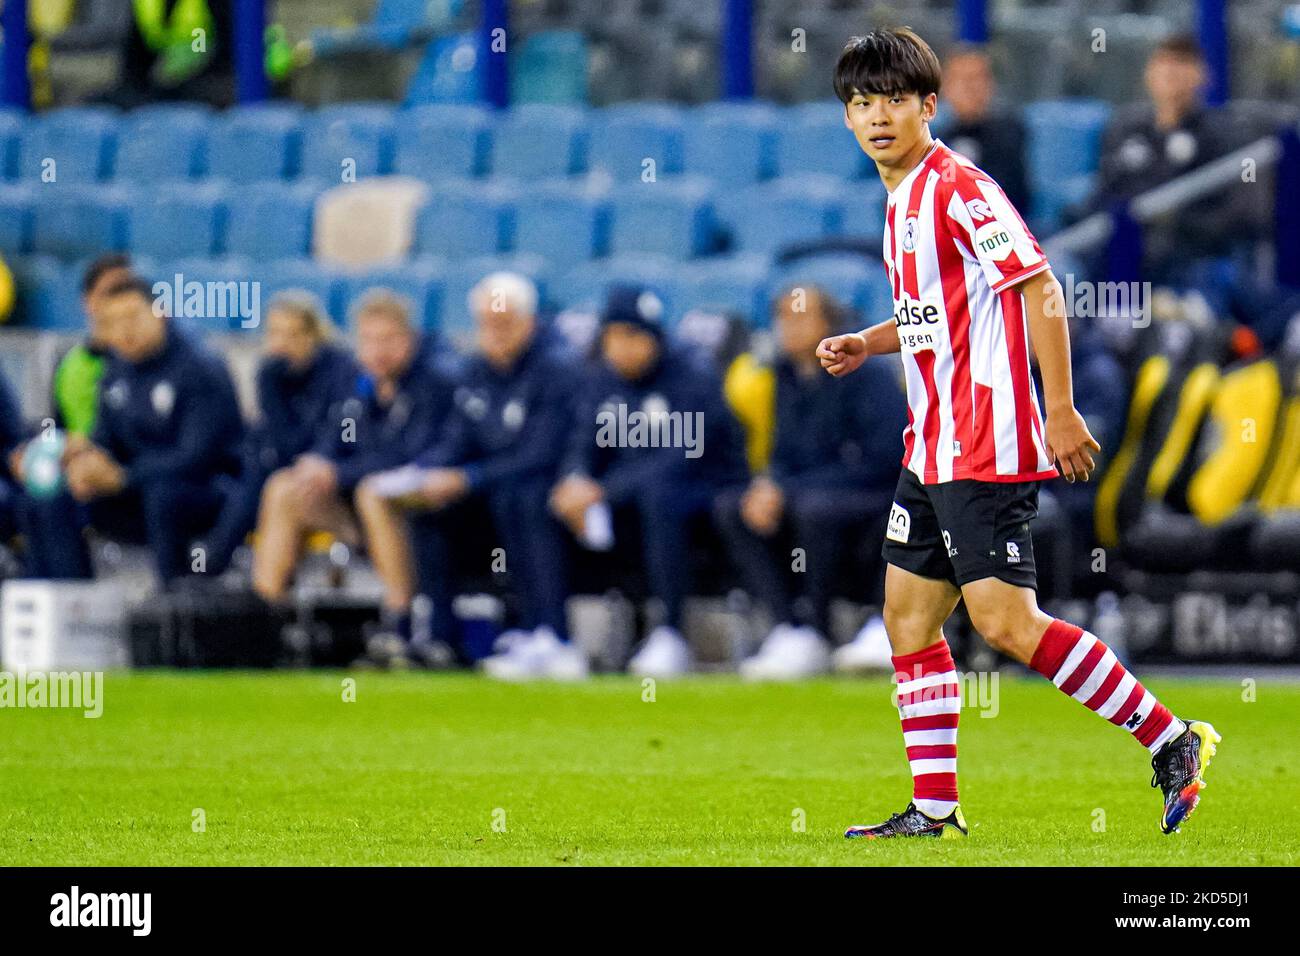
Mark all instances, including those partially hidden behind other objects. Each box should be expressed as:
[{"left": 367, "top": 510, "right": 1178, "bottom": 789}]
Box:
[
  {"left": 355, "top": 273, "right": 584, "bottom": 675},
  {"left": 550, "top": 285, "right": 749, "bottom": 676},
  {"left": 251, "top": 289, "right": 455, "bottom": 607},
  {"left": 19, "top": 277, "right": 245, "bottom": 584}
]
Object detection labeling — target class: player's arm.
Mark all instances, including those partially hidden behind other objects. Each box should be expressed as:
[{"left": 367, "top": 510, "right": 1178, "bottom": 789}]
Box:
[
  {"left": 816, "top": 318, "right": 900, "bottom": 377},
  {"left": 1016, "top": 268, "right": 1100, "bottom": 483}
]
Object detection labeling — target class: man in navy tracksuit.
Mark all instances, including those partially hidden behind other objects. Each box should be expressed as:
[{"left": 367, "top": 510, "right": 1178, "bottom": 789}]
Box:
[
  {"left": 0, "top": 370, "right": 25, "bottom": 549},
  {"left": 202, "top": 293, "right": 359, "bottom": 576},
  {"left": 19, "top": 277, "right": 245, "bottom": 584},
  {"left": 715, "top": 285, "right": 908, "bottom": 678},
  {"left": 251, "top": 289, "right": 455, "bottom": 608},
  {"left": 355, "top": 273, "right": 583, "bottom": 675},
  {"left": 550, "top": 284, "right": 749, "bottom": 676}
]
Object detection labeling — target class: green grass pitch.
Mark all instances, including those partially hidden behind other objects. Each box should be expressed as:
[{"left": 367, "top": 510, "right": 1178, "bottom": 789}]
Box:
[{"left": 1, "top": 671, "right": 1294, "bottom": 866}]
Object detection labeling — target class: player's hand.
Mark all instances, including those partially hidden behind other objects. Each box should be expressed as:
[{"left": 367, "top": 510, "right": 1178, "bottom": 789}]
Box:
[
  {"left": 1044, "top": 407, "right": 1101, "bottom": 483},
  {"left": 816, "top": 333, "right": 869, "bottom": 377},
  {"left": 740, "top": 477, "right": 784, "bottom": 536}
]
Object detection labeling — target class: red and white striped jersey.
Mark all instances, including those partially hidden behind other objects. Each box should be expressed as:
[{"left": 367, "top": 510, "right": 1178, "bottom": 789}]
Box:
[{"left": 882, "top": 139, "right": 1058, "bottom": 485}]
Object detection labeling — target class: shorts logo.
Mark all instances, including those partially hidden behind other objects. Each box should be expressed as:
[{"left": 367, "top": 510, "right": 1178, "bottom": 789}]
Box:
[
  {"left": 943, "top": 529, "right": 957, "bottom": 557},
  {"left": 886, "top": 503, "right": 911, "bottom": 543},
  {"left": 1006, "top": 541, "right": 1021, "bottom": 564}
]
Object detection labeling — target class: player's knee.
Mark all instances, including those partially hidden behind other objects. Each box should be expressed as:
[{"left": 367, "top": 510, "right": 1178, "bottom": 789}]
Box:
[{"left": 261, "top": 468, "right": 297, "bottom": 513}]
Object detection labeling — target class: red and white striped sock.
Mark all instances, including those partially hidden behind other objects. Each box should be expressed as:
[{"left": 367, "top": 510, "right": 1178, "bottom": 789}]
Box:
[
  {"left": 1030, "top": 619, "right": 1185, "bottom": 753},
  {"left": 893, "top": 639, "right": 960, "bottom": 819}
]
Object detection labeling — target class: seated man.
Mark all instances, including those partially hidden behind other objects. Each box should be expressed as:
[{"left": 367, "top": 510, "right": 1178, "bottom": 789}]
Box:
[
  {"left": 941, "top": 44, "right": 1029, "bottom": 213},
  {"left": 53, "top": 253, "right": 133, "bottom": 438},
  {"left": 550, "top": 285, "right": 749, "bottom": 677},
  {"left": 355, "top": 272, "right": 584, "bottom": 676},
  {"left": 201, "top": 291, "right": 358, "bottom": 577},
  {"left": 0, "top": 370, "right": 25, "bottom": 553},
  {"left": 716, "top": 286, "right": 908, "bottom": 679},
  {"left": 18, "top": 277, "right": 245, "bottom": 584},
  {"left": 251, "top": 289, "right": 454, "bottom": 609}
]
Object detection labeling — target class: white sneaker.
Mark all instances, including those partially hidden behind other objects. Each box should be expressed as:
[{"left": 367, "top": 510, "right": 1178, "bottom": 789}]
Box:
[
  {"left": 626, "top": 626, "right": 693, "bottom": 677},
  {"left": 481, "top": 627, "right": 589, "bottom": 681},
  {"left": 740, "top": 624, "right": 831, "bottom": 680},
  {"left": 832, "top": 614, "right": 895, "bottom": 673}
]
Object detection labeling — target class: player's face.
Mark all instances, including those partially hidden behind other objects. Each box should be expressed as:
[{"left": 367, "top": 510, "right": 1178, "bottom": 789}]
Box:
[
  {"left": 843, "top": 90, "right": 937, "bottom": 168},
  {"left": 101, "top": 293, "right": 166, "bottom": 364},
  {"left": 475, "top": 303, "right": 535, "bottom": 369},
  {"left": 602, "top": 324, "right": 659, "bottom": 380},
  {"left": 355, "top": 311, "right": 415, "bottom": 382},
  {"left": 264, "top": 308, "right": 320, "bottom": 368}
]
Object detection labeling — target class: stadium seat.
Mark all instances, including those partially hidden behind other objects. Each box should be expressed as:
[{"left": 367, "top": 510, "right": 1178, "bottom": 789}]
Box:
[
  {"left": 513, "top": 181, "right": 609, "bottom": 270},
  {"left": 254, "top": 258, "right": 346, "bottom": 324},
  {"left": 113, "top": 110, "right": 207, "bottom": 182},
  {"left": 153, "top": 256, "right": 259, "bottom": 334},
  {"left": 393, "top": 104, "right": 491, "bottom": 181},
  {"left": 338, "top": 257, "right": 446, "bottom": 330},
  {"left": 552, "top": 255, "right": 680, "bottom": 318},
  {"left": 311, "top": 0, "right": 454, "bottom": 56},
  {"left": 223, "top": 181, "right": 320, "bottom": 261},
  {"left": 511, "top": 30, "right": 589, "bottom": 105},
  {"left": 299, "top": 105, "right": 395, "bottom": 182},
  {"left": 775, "top": 102, "right": 868, "bottom": 180},
  {"left": 31, "top": 184, "right": 129, "bottom": 259},
  {"left": 682, "top": 103, "right": 779, "bottom": 184},
  {"left": 10, "top": 255, "right": 82, "bottom": 330},
  {"left": 608, "top": 178, "right": 715, "bottom": 260},
  {"left": 0, "top": 183, "right": 36, "bottom": 255},
  {"left": 1023, "top": 98, "right": 1111, "bottom": 182},
  {"left": 414, "top": 181, "right": 516, "bottom": 259},
  {"left": 438, "top": 253, "right": 551, "bottom": 339},
  {"left": 768, "top": 253, "right": 893, "bottom": 320},
  {"left": 0, "top": 108, "right": 24, "bottom": 180},
  {"left": 404, "top": 32, "right": 482, "bottom": 105},
  {"left": 490, "top": 104, "right": 587, "bottom": 180},
  {"left": 18, "top": 107, "right": 119, "bottom": 184},
  {"left": 836, "top": 179, "right": 889, "bottom": 237},
  {"left": 717, "top": 176, "right": 842, "bottom": 256},
  {"left": 126, "top": 184, "right": 224, "bottom": 260},
  {"left": 587, "top": 103, "right": 684, "bottom": 181},
  {"left": 207, "top": 106, "right": 303, "bottom": 184},
  {"left": 676, "top": 254, "right": 771, "bottom": 326}
]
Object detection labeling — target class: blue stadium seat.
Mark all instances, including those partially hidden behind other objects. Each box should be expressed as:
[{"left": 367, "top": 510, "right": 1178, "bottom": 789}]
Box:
[
  {"left": 511, "top": 30, "right": 588, "bottom": 105},
  {"left": 299, "top": 105, "right": 395, "bottom": 182},
  {"left": 207, "top": 106, "right": 303, "bottom": 183},
  {"left": 31, "top": 184, "right": 129, "bottom": 258},
  {"left": 0, "top": 183, "right": 36, "bottom": 255},
  {"left": 10, "top": 256, "right": 82, "bottom": 330},
  {"left": 775, "top": 102, "right": 868, "bottom": 180},
  {"left": 835, "top": 178, "right": 889, "bottom": 237},
  {"left": 338, "top": 257, "right": 445, "bottom": 330},
  {"left": 682, "top": 103, "right": 779, "bottom": 184},
  {"left": 404, "top": 32, "right": 482, "bottom": 105},
  {"left": 1024, "top": 98, "right": 1111, "bottom": 182},
  {"left": 718, "top": 176, "right": 841, "bottom": 255},
  {"left": 414, "top": 181, "right": 516, "bottom": 259},
  {"left": 255, "top": 258, "right": 346, "bottom": 323},
  {"left": 154, "top": 256, "right": 259, "bottom": 334},
  {"left": 113, "top": 111, "right": 207, "bottom": 182},
  {"left": 490, "top": 104, "right": 587, "bottom": 180},
  {"left": 513, "top": 181, "right": 608, "bottom": 270},
  {"left": 0, "top": 109, "right": 25, "bottom": 180},
  {"left": 393, "top": 104, "right": 491, "bottom": 182},
  {"left": 18, "top": 108, "right": 118, "bottom": 183},
  {"left": 608, "top": 178, "right": 714, "bottom": 260},
  {"left": 438, "top": 254, "right": 551, "bottom": 338},
  {"left": 223, "top": 180, "right": 320, "bottom": 261},
  {"left": 552, "top": 255, "right": 681, "bottom": 321},
  {"left": 676, "top": 255, "right": 771, "bottom": 325},
  {"left": 768, "top": 254, "right": 893, "bottom": 320},
  {"left": 587, "top": 103, "right": 684, "bottom": 181},
  {"left": 126, "top": 184, "right": 223, "bottom": 260}
]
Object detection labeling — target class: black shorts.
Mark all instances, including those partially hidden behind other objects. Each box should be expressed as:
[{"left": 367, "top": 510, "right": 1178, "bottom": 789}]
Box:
[{"left": 880, "top": 468, "right": 1040, "bottom": 590}]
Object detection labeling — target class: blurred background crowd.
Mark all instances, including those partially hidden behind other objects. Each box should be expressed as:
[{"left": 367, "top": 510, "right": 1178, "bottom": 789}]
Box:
[{"left": 0, "top": 0, "right": 1298, "bottom": 677}]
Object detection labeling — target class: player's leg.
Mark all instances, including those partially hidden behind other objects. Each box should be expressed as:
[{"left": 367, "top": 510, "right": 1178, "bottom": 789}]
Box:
[
  {"left": 353, "top": 477, "right": 417, "bottom": 618},
  {"left": 250, "top": 467, "right": 307, "bottom": 603}
]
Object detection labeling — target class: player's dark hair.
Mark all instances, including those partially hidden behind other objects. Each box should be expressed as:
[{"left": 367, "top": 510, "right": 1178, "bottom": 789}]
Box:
[
  {"left": 834, "top": 27, "right": 943, "bottom": 104},
  {"left": 80, "top": 253, "right": 131, "bottom": 295},
  {"left": 100, "top": 275, "right": 155, "bottom": 304},
  {"left": 1153, "top": 33, "right": 1204, "bottom": 63}
]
